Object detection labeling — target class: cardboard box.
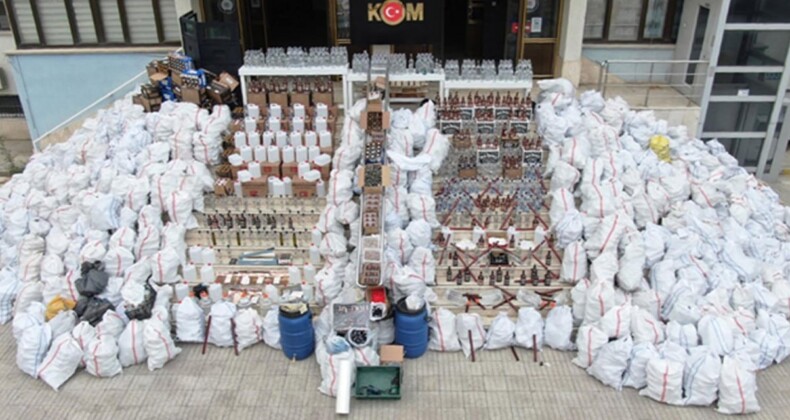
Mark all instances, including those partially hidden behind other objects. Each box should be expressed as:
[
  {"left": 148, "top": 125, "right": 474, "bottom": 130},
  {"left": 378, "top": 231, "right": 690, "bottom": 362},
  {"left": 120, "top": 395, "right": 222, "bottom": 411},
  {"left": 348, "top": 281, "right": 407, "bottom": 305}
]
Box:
[
  {"left": 214, "top": 178, "right": 234, "bottom": 197},
  {"left": 261, "top": 162, "right": 281, "bottom": 178},
  {"left": 241, "top": 178, "right": 268, "bottom": 197},
  {"left": 281, "top": 161, "right": 300, "bottom": 178},
  {"left": 313, "top": 91, "right": 333, "bottom": 107},
  {"left": 379, "top": 345, "right": 404, "bottom": 365},
  {"left": 171, "top": 71, "right": 183, "bottom": 86},
  {"left": 503, "top": 167, "right": 523, "bottom": 180},
  {"left": 292, "top": 178, "right": 316, "bottom": 198},
  {"left": 459, "top": 168, "right": 478, "bottom": 179},
  {"left": 247, "top": 91, "right": 267, "bottom": 109},
  {"left": 269, "top": 92, "right": 288, "bottom": 109},
  {"left": 181, "top": 86, "right": 204, "bottom": 105},
  {"left": 149, "top": 72, "right": 168, "bottom": 85},
  {"left": 208, "top": 81, "right": 231, "bottom": 104},
  {"left": 217, "top": 72, "right": 240, "bottom": 91},
  {"left": 290, "top": 92, "right": 310, "bottom": 107}
]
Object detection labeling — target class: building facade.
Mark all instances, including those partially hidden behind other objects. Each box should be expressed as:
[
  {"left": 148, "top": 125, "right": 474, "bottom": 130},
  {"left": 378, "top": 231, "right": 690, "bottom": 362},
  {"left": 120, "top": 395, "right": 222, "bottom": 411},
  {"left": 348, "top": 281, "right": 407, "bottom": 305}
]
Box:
[{"left": 2, "top": 0, "right": 789, "bottom": 178}]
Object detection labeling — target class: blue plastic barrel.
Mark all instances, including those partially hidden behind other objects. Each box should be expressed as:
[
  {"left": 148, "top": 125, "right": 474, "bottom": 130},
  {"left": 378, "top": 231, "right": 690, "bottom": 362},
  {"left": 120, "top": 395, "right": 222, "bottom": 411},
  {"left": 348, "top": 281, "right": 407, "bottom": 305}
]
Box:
[
  {"left": 394, "top": 298, "right": 429, "bottom": 358},
  {"left": 278, "top": 305, "right": 315, "bottom": 360}
]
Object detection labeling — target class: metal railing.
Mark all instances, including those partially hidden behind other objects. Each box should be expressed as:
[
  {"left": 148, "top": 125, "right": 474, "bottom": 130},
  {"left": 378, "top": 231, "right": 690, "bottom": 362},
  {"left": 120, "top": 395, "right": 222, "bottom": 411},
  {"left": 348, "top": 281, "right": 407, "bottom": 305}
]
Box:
[
  {"left": 31, "top": 48, "right": 181, "bottom": 153},
  {"left": 596, "top": 59, "right": 709, "bottom": 109}
]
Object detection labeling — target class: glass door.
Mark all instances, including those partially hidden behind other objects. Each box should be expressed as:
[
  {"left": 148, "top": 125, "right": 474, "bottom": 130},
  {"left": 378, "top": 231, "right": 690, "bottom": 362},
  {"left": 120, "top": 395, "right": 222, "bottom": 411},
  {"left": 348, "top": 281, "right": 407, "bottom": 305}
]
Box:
[
  {"left": 518, "top": 0, "right": 561, "bottom": 77},
  {"left": 685, "top": 6, "right": 709, "bottom": 85}
]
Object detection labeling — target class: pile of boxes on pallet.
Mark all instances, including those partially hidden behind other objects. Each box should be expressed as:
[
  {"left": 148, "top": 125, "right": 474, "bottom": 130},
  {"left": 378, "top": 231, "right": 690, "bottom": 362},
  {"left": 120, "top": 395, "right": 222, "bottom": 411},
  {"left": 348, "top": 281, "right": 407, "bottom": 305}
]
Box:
[
  {"left": 136, "top": 53, "right": 239, "bottom": 111},
  {"left": 245, "top": 76, "right": 334, "bottom": 111},
  {"left": 220, "top": 102, "right": 337, "bottom": 198}
]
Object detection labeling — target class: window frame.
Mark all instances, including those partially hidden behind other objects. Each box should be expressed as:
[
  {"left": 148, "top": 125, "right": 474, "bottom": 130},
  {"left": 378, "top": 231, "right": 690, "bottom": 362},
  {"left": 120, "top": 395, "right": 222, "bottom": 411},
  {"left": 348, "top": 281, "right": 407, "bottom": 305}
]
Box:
[
  {"left": 4, "top": 0, "right": 180, "bottom": 49},
  {"left": 584, "top": 0, "right": 682, "bottom": 44}
]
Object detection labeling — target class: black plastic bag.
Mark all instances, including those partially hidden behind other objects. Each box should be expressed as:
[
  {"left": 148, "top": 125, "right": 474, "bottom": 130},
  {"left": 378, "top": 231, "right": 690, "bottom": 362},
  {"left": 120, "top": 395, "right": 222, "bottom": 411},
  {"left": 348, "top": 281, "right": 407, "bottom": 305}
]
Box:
[
  {"left": 79, "top": 297, "right": 114, "bottom": 326},
  {"left": 75, "top": 261, "right": 109, "bottom": 297},
  {"left": 125, "top": 282, "right": 158, "bottom": 321}
]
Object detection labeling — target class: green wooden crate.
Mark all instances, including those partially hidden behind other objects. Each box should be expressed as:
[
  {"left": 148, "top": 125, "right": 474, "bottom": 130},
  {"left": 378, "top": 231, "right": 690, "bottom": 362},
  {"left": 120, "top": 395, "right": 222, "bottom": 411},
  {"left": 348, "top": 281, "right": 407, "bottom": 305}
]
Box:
[{"left": 354, "top": 366, "right": 402, "bottom": 400}]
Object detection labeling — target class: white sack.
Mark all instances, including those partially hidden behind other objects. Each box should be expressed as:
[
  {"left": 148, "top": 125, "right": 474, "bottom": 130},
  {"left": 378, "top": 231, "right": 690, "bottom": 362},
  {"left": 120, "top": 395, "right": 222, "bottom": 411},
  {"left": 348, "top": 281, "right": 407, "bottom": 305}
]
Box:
[
  {"left": 429, "top": 308, "right": 462, "bottom": 352},
  {"left": 485, "top": 312, "right": 516, "bottom": 350}
]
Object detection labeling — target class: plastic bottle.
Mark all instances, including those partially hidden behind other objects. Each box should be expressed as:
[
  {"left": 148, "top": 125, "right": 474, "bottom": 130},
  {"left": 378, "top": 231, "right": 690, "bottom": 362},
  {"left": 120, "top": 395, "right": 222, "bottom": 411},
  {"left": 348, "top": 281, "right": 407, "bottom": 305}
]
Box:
[
  {"left": 175, "top": 282, "right": 189, "bottom": 300},
  {"left": 303, "top": 263, "right": 316, "bottom": 282},
  {"left": 182, "top": 263, "right": 197, "bottom": 281},
  {"left": 188, "top": 246, "right": 203, "bottom": 264},
  {"left": 201, "top": 247, "right": 216, "bottom": 264},
  {"left": 301, "top": 281, "right": 314, "bottom": 303},
  {"left": 309, "top": 244, "right": 321, "bottom": 265},
  {"left": 200, "top": 264, "right": 215, "bottom": 282},
  {"left": 288, "top": 265, "right": 302, "bottom": 283},
  {"left": 208, "top": 283, "right": 223, "bottom": 302}
]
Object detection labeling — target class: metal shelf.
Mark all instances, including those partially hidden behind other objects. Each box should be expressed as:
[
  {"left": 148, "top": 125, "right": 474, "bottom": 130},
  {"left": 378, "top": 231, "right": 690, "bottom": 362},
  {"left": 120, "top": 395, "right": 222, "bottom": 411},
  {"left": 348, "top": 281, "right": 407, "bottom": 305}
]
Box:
[{"left": 238, "top": 65, "right": 348, "bottom": 77}]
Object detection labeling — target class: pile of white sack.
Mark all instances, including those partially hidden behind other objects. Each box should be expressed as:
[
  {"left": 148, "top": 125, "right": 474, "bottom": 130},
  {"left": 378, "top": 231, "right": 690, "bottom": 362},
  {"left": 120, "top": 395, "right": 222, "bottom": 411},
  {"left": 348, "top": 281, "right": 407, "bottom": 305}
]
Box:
[
  {"left": 312, "top": 97, "right": 449, "bottom": 397},
  {"left": 0, "top": 96, "right": 231, "bottom": 390},
  {"left": 537, "top": 78, "right": 790, "bottom": 414}
]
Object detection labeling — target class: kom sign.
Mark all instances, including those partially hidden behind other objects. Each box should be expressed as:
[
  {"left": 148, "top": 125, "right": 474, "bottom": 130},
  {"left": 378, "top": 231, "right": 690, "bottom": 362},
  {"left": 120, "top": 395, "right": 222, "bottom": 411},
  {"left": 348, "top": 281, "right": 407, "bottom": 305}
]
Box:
[{"left": 351, "top": 0, "right": 443, "bottom": 44}]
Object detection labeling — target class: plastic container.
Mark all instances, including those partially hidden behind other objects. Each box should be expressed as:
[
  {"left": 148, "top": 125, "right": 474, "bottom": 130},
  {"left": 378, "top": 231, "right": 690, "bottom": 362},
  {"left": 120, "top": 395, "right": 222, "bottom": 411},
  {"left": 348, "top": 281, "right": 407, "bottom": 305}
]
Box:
[
  {"left": 355, "top": 366, "right": 402, "bottom": 399},
  {"left": 279, "top": 304, "right": 315, "bottom": 360},
  {"left": 394, "top": 297, "right": 429, "bottom": 358}
]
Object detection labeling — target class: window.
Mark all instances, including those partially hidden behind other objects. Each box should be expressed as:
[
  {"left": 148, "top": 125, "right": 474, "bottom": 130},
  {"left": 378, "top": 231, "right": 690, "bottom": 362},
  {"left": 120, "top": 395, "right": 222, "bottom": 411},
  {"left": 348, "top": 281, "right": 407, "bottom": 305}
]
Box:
[
  {"left": 6, "top": 0, "right": 182, "bottom": 48},
  {"left": 0, "top": 2, "right": 11, "bottom": 31},
  {"left": 0, "top": 95, "right": 24, "bottom": 117},
  {"left": 728, "top": 0, "right": 790, "bottom": 24},
  {"left": 718, "top": 31, "right": 790, "bottom": 67},
  {"left": 584, "top": 0, "right": 683, "bottom": 43},
  {"left": 703, "top": 102, "right": 774, "bottom": 133}
]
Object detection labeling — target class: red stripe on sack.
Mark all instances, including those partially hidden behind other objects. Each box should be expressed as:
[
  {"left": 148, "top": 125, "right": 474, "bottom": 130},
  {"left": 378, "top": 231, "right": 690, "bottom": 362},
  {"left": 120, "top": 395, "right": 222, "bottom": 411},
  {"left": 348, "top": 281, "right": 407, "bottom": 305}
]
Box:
[
  {"left": 425, "top": 131, "right": 438, "bottom": 154},
  {"left": 66, "top": 271, "right": 77, "bottom": 301},
  {"left": 157, "top": 252, "right": 164, "bottom": 282},
  {"left": 355, "top": 348, "right": 370, "bottom": 365},
  {"left": 92, "top": 343, "right": 102, "bottom": 376},
  {"left": 660, "top": 365, "right": 669, "bottom": 402},
  {"left": 329, "top": 355, "right": 336, "bottom": 397},
  {"left": 157, "top": 330, "right": 172, "bottom": 359},
  {"left": 37, "top": 340, "right": 66, "bottom": 378},
  {"left": 614, "top": 306, "right": 622, "bottom": 337},
  {"left": 116, "top": 252, "right": 122, "bottom": 277},
  {"left": 586, "top": 328, "right": 594, "bottom": 366},
  {"left": 436, "top": 312, "right": 446, "bottom": 351},
  {"left": 599, "top": 215, "right": 620, "bottom": 255},
  {"left": 645, "top": 318, "right": 660, "bottom": 344},
  {"left": 572, "top": 245, "right": 579, "bottom": 280}
]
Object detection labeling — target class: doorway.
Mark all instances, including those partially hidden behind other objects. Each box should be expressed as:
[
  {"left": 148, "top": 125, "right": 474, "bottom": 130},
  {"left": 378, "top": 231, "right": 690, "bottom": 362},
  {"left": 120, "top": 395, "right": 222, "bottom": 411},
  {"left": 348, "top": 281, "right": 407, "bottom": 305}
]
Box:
[
  {"left": 685, "top": 6, "right": 710, "bottom": 85},
  {"left": 443, "top": 0, "right": 510, "bottom": 61},
  {"left": 518, "top": 0, "right": 562, "bottom": 78}
]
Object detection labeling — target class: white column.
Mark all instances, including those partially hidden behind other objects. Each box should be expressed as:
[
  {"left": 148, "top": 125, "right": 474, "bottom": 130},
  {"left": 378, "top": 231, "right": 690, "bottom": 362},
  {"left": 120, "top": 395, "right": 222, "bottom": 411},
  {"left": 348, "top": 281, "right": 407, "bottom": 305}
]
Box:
[{"left": 557, "top": 0, "right": 587, "bottom": 86}]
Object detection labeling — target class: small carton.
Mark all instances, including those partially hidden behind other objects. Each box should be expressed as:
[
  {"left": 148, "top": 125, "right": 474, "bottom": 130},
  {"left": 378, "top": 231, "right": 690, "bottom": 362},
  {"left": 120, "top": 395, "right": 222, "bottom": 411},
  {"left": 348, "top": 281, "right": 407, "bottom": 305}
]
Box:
[
  {"left": 269, "top": 92, "right": 288, "bottom": 109},
  {"left": 181, "top": 86, "right": 204, "bottom": 105},
  {"left": 379, "top": 345, "right": 404, "bottom": 365},
  {"left": 313, "top": 91, "right": 333, "bottom": 107},
  {"left": 281, "top": 161, "right": 299, "bottom": 178},
  {"left": 248, "top": 91, "right": 267, "bottom": 109},
  {"left": 214, "top": 178, "right": 233, "bottom": 196},
  {"left": 290, "top": 92, "right": 310, "bottom": 107},
  {"left": 292, "top": 178, "right": 316, "bottom": 198},
  {"left": 261, "top": 162, "right": 281, "bottom": 178},
  {"left": 241, "top": 178, "right": 268, "bottom": 197}
]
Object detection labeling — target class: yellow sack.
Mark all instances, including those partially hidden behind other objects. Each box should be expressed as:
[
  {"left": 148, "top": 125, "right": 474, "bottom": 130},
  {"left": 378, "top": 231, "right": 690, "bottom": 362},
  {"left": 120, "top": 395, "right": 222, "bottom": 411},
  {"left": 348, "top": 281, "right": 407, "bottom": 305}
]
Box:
[
  {"left": 46, "top": 296, "right": 76, "bottom": 321},
  {"left": 649, "top": 135, "right": 671, "bottom": 162}
]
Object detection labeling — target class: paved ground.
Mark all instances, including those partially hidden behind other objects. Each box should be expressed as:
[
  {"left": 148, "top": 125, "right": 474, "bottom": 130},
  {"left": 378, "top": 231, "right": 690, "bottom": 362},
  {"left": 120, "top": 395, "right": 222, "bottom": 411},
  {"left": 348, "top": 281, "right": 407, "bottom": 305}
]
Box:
[{"left": 1, "top": 322, "right": 790, "bottom": 420}]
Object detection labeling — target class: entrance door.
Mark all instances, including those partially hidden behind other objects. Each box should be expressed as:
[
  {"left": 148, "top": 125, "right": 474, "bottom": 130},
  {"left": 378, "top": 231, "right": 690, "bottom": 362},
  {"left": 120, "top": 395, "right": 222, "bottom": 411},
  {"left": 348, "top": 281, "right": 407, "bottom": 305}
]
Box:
[
  {"left": 518, "top": 0, "right": 562, "bottom": 78},
  {"left": 672, "top": 0, "right": 724, "bottom": 100},
  {"left": 685, "top": 6, "right": 709, "bottom": 85},
  {"left": 443, "top": 0, "right": 509, "bottom": 60}
]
